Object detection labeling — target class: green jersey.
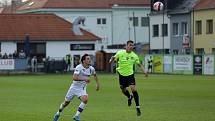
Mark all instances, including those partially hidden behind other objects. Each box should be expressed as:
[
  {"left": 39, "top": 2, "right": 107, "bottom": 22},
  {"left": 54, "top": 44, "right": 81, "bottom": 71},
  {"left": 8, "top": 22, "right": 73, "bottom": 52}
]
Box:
[{"left": 114, "top": 50, "right": 140, "bottom": 76}]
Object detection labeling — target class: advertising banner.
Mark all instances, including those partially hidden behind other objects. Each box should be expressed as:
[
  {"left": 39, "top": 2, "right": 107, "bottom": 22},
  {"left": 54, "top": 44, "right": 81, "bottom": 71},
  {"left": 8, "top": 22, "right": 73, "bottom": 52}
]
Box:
[
  {"left": 173, "top": 55, "right": 193, "bottom": 74},
  {"left": 193, "top": 55, "right": 202, "bottom": 75},
  {"left": 153, "top": 55, "right": 163, "bottom": 73},
  {"left": 203, "top": 55, "right": 214, "bottom": 75},
  {"left": 164, "top": 55, "right": 172, "bottom": 73},
  {"left": 0, "top": 59, "right": 15, "bottom": 70}
]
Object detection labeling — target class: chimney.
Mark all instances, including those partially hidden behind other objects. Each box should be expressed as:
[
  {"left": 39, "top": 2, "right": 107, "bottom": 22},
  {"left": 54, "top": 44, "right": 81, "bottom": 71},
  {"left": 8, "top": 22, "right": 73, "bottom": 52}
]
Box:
[{"left": 72, "top": 16, "right": 86, "bottom": 35}]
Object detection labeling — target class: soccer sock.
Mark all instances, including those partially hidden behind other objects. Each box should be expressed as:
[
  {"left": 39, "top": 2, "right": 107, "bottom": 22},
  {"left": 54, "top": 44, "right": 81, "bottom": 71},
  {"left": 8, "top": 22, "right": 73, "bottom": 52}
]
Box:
[
  {"left": 75, "top": 102, "right": 86, "bottom": 116},
  {"left": 132, "top": 91, "right": 140, "bottom": 107},
  {"left": 59, "top": 103, "right": 65, "bottom": 112},
  {"left": 122, "top": 90, "right": 131, "bottom": 98}
]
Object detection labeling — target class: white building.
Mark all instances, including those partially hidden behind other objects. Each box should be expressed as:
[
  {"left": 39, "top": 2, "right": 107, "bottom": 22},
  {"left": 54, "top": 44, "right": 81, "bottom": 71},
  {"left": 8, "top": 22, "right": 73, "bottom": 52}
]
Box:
[{"left": 11, "top": 0, "right": 151, "bottom": 49}]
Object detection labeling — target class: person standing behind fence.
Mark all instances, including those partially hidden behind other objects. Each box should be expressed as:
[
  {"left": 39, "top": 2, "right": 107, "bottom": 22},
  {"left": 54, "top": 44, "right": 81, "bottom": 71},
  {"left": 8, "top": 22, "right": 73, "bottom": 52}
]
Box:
[
  {"left": 66, "top": 54, "right": 72, "bottom": 72},
  {"left": 31, "top": 56, "right": 37, "bottom": 72}
]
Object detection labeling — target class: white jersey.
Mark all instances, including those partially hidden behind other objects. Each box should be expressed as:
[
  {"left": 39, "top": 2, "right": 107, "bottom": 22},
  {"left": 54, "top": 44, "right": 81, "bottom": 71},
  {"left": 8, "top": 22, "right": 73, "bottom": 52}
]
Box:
[
  {"left": 72, "top": 64, "right": 96, "bottom": 89},
  {"left": 65, "top": 64, "right": 96, "bottom": 100}
]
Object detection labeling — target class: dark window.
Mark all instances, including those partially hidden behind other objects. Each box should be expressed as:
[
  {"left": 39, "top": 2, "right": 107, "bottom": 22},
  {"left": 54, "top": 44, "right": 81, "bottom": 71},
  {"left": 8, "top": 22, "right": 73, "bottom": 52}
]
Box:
[
  {"left": 97, "top": 18, "right": 101, "bottom": 24},
  {"left": 162, "top": 24, "right": 168, "bottom": 36},
  {"left": 206, "top": 19, "right": 213, "bottom": 34},
  {"left": 133, "top": 17, "right": 138, "bottom": 26},
  {"left": 153, "top": 24, "right": 159, "bottom": 37},
  {"left": 181, "top": 22, "right": 188, "bottom": 35},
  {"left": 97, "top": 18, "right": 106, "bottom": 25},
  {"left": 196, "top": 48, "right": 204, "bottom": 54},
  {"left": 70, "top": 44, "right": 95, "bottom": 50},
  {"left": 173, "top": 23, "right": 179, "bottom": 35},
  {"left": 102, "top": 18, "right": 106, "bottom": 24},
  {"left": 141, "top": 17, "right": 149, "bottom": 26},
  {"left": 195, "top": 20, "right": 202, "bottom": 34}
]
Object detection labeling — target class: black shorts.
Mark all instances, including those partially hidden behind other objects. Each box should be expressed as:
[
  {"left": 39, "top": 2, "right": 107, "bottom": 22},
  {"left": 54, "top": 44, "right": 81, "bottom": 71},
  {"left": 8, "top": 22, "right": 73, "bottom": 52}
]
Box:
[{"left": 118, "top": 73, "right": 136, "bottom": 88}]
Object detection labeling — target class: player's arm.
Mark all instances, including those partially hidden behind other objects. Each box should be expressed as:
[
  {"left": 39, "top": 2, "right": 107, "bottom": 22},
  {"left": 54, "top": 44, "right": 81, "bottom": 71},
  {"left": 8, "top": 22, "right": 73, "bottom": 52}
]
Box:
[
  {"left": 135, "top": 56, "right": 148, "bottom": 77},
  {"left": 137, "top": 63, "right": 148, "bottom": 77},
  {"left": 109, "top": 56, "right": 116, "bottom": 63},
  {"left": 73, "top": 74, "right": 90, "bottom": 83},
  {"left": 93, "top": 73, "right": 100, "bottom": 91}
]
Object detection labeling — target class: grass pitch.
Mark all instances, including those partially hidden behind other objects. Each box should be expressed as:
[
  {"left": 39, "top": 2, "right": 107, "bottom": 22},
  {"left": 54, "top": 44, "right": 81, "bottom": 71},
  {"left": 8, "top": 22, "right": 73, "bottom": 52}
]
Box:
[{"left": 0, "top": 73, "right": 215, "bottom": 121}]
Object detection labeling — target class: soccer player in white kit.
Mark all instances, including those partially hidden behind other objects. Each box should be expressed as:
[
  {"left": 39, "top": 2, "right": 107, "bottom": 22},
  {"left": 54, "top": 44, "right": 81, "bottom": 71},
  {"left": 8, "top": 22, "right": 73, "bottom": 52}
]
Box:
[{"left": 53, "top": 54, "right": 100, "bottom": 121}]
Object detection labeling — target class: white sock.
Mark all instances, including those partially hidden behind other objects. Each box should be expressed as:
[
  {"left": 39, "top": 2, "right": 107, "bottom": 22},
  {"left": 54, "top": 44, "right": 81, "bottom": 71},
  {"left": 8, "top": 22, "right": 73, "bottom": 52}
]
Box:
[
  {"left": 75, "top": 102, "right": 86, "bottom": 116},
  {"left": 59, "top": 103, "right": 65, "bottom": 112}
]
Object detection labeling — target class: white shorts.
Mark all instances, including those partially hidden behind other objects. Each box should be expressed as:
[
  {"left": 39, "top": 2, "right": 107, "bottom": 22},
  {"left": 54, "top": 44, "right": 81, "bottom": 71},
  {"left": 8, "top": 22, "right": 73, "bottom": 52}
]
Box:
[{"left": 65, "top": 85, "right": 88, "bottom": 101}]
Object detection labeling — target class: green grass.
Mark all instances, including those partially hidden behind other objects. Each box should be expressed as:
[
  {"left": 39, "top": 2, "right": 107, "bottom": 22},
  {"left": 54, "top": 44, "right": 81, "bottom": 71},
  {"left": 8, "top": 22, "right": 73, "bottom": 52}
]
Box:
[{"left": 0, "top": 74, "right": 215, "bottom": 121}]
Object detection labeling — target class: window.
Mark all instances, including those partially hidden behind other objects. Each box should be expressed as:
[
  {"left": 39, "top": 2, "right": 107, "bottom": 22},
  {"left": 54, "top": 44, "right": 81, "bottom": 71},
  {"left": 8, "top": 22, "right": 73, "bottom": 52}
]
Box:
[
  {"left": 130, "top": 17, "right": 139, "bottom": 26},
  {"left": 70, "top": 44, "right": 95, "bottom": 50},
  {"left": 97, "top": 18, "right": 106, "bottom": 25},
  {"left": 153, "top": 24, "right": 159, "bottom": 37},
  {"left": 206, "top": 19, "right": 213, "bottom": 34},
  {"left": 173, "top": 23, "right": 179, "bottom": 35},
  {"left": 141, "top": 17, "right": 149, "bottom": 26},
  {"left": 212, "top": 48, "right": 215, "bottom": 54},
  {"left": 196, "top": 48, "right": 204, "bottom": 54},
  {"left": 162, "top": 24, "right": 168, "bottom": 36},
  {"left": 97, "top": 19, "right": 101, "bottom": 24},
  {"left": 102, "top": 18, "right": 106, "bottom": 24},
  {"left": 195, "top": 20, "right": 202, "bottom": 34},
  {"left": 181, "top": 22, "right": 188, "bottom": 35}
]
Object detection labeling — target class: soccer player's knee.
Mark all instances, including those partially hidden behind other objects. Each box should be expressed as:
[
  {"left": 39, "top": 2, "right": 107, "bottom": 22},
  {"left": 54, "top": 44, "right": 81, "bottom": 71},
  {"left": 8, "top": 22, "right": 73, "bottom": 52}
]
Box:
[
  {"left": 64, "top": 101, "right": 70, "bottom": 106},
  {"left": 82, "top": 96, "right": 88, "bottom": 104}
]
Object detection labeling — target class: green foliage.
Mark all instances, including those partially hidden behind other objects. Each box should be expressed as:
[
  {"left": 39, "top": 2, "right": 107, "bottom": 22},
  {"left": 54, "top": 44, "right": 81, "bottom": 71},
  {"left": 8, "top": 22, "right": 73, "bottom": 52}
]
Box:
[{"left": 0, "top": 74, "right": 215, "bottom": 121}]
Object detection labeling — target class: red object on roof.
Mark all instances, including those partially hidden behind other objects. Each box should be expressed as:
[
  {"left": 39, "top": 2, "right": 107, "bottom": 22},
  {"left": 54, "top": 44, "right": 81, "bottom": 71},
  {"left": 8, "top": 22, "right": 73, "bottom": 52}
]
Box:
[
  {"left": 194, "top": 0, "right": 215, "bottom": 10},
  {"left": 0, "top": 14, "right": 100, "bottom": 41}
]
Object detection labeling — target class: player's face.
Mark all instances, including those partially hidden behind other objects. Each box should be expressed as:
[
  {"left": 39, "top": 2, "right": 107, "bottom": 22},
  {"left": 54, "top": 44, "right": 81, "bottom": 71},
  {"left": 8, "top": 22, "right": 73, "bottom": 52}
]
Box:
[
  {"left": 84, "top": 56, "right": 91, "bottom": 65},
  {"left": 126, "top": 42, "right": 134, "bottom": 52}
]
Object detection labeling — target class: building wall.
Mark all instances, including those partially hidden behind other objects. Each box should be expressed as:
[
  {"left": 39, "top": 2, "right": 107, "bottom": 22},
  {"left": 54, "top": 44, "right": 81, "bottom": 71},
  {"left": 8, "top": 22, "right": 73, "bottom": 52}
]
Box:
[
  {"left": 46, "top": 41, "right": 96, "bottom": 58},
  {"left": 112, "top": 7, "right": 150, "bottom": 45},
  {"left": 150, "top": 13, "right": 170, "bottom": 52},
  {"left": 170, "top": 13, "right": 191, "bottom": 54},
  {"left": 19, "top": 7, "right": 150, "bottom": 48},
  {"left": 193, "top": 9, "right": 215, "bottom": 54}
]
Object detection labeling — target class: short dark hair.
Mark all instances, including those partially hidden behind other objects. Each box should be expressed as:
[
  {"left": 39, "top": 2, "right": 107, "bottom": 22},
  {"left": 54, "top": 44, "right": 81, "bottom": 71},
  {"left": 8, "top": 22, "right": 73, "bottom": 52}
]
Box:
[
  {"left": 127, "top": 40, "right": 134, "bottom": 45},
  {"left": 81, "top": 54, "right": 89, "bottom": 63}
]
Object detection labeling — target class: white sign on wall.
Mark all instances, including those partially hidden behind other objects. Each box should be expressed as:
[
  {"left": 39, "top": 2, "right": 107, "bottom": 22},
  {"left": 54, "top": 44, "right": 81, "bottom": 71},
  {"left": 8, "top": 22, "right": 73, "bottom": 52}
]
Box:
[
  {"left": 203, "top": 55, "right": 214, "bottom": 75},
  {"left": 173, "top": 55, "right": 192, "bottom": 71},
  {"left": 0, "top": 59, "right": 15, "bottom": 70}
]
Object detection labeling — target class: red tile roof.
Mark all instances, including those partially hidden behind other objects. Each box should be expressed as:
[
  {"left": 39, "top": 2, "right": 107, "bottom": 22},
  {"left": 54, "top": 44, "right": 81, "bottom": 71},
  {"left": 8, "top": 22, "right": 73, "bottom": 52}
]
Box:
[
  {"left": 194, "top": 0, "right": 215, "bottom": 10},
  {"left": 17, "top": 0, "right": 150, "bottom": 11},
  {"left": 0, "top": 14, "right": 100, "bottom": 41}
]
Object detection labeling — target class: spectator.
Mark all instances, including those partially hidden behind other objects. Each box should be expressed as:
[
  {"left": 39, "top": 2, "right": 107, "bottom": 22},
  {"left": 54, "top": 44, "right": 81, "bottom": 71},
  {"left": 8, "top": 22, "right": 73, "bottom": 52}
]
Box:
[
  {"left": 19, "top": 50, "right": 26, "bottom": 59},
  {"left": 66, "top": 54, "right": 72, "bottom": 72},
  {"left": 13, "top": 50, "right": 19, "bottom": 59},
  {"left": 31, "top": 56, "right": 37, "bottom": 72},
  {"left": 2, "top": 53, "right": 8, "bottom": 59}
]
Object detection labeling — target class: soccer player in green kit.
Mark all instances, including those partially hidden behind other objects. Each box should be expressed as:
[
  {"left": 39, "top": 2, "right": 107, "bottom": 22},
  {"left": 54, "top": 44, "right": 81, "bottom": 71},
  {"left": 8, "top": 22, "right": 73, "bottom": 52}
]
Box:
[{"left": 109, "top": 40, "right": 147, "bottom": 117}]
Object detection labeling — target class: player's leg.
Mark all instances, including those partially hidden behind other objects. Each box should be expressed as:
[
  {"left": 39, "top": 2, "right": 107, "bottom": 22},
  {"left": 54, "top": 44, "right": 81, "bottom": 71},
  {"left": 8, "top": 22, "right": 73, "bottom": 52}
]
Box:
[
  {"left": 119, "top": 74, "right": 132, "bottom": 102},
  {"left": 53, "top": 100, "right": 70, "bottom": 121},
  {"left": 73, "top": 95, "right": 88, "bottom": 121},
  {"left": 53, "top": 87, "right": 74, "bottom": 121},
  {"left": 129, "top": 74, "right": 141, "bottom": 116},
  {"left": 130, "top": 85, "right": 141, "bottom": 116}
]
